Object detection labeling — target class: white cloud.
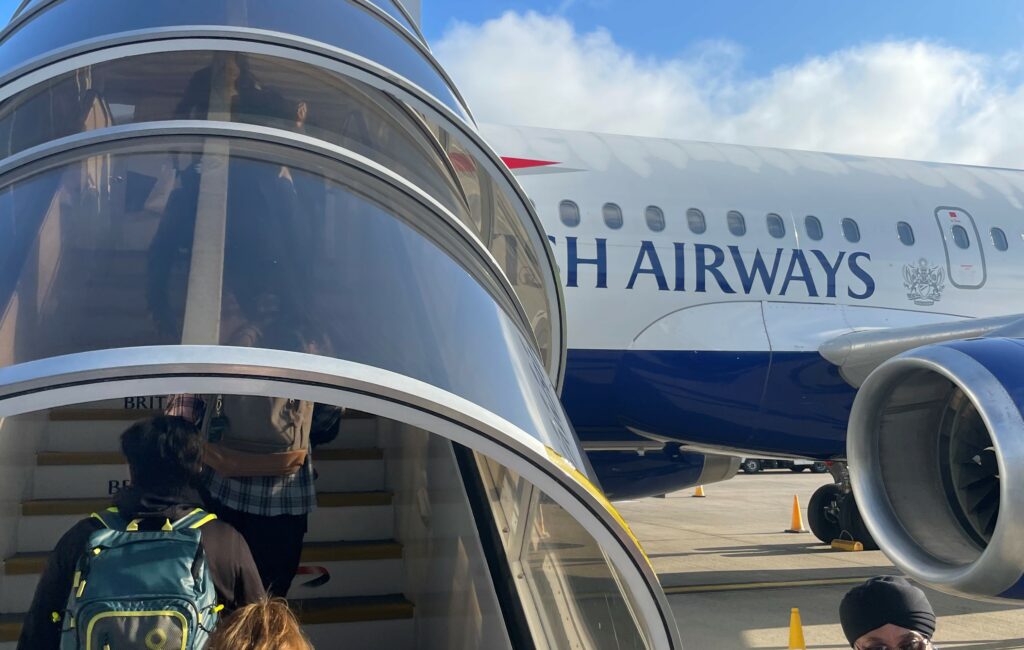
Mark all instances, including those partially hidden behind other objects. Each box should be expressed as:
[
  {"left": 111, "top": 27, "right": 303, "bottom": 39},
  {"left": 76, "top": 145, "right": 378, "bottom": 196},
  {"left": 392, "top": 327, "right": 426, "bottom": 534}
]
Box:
[{"left": 434, "top": 11, "right": 1024, "bottom": 167}]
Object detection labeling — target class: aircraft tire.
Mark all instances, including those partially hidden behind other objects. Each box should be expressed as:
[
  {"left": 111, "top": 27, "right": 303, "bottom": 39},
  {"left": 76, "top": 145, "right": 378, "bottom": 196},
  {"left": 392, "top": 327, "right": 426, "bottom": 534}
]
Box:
[
  {"left": 837, "top": 492, "right": 879, "bottom": 550},
  {"left": 789, "top": 466, "right": 806, "bottom": 473},
  {"left": 741, "top": 459, "right": 761, "bottom": 474},
  {"left": 807, "top": 483, "right": 843, "bottom": 544},
  {"left": 810, "top": 462, "right": 829, "bottom": 474}
]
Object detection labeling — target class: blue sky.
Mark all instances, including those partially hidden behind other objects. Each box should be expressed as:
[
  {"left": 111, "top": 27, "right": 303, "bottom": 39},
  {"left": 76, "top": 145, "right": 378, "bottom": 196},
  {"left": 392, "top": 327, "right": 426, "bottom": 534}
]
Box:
[{"left": 424, "top": 1, "right": 1024, "bottom": 76}]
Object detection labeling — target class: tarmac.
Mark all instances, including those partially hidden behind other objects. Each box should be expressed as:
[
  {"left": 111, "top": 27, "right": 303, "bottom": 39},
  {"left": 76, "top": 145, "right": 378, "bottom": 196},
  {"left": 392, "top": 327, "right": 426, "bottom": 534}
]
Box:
[{"left": 616, "top": 471, "right": 1024, "bottom": 649}]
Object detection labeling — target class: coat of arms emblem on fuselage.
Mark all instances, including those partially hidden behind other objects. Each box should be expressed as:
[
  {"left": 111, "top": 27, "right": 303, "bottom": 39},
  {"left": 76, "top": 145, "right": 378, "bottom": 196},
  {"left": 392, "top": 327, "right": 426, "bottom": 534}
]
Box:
[{"left": 903, "top": 258, "right": 945, "bottom": 306}]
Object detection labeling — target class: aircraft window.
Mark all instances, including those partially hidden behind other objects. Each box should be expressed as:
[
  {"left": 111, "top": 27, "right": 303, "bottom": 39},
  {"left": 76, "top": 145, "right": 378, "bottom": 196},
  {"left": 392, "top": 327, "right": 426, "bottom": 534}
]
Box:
[
  {"left": 603, "top": 202, "right": 624, "bottom": 230},
  {"left": 804, "top": 215, "right": 823, "bottom": 241},
  {"left": 645, "top": 205, "right": 666, "bottom": 232},
  {"left": 727, "top": 210, "right": 746, "bottom": 236},
  {"left": 766, "top": 213, "right": 786, "bottom": 239},
  {"left": 842, "top": 218, "right": 861, "bottom": 243},
  {"left": 559, "top": 200, "right": 581, "bottom": 227},
  {"left": 991, "top": 227, "right": 1009, "bottom": 251},
  {"left": 687, "top": 208, "right": 707, "bottom": 234},
  {"left": 897, "top": 221, "right": 915, "bottom": 246},
  {"left": 952, "top": 224, "right": 971, "bottom": 249}
]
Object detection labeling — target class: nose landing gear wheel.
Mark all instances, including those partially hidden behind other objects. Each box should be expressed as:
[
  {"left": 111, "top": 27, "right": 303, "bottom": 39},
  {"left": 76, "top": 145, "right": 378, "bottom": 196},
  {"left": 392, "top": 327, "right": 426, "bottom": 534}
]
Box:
[{"left": 807, "top": 483, "right": 843, "bottom": 544}]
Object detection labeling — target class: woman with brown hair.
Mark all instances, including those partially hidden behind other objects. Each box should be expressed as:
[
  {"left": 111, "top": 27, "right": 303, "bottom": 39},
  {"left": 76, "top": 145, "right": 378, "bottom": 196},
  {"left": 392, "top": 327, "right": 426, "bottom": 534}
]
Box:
[{"left": 208, "top": 598, "right": 313, "bottom": 650}]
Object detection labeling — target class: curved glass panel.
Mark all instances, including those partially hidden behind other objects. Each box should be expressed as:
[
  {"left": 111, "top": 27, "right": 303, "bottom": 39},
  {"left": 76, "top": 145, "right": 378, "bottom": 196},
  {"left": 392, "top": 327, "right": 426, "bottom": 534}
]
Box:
[
  {"left": 726, "top": 210, "right": 746, "bottom": 236},
  {"left": 952, "top": 224, "right": 970, "bottom": 249},
  {"left": 686, "top": 208, "right": 706, "bottom": 235},
  {"left": 478, "top": 453, "right": 652, "bottom": 649},
  {"left": 559, "top": 200, "right": 580, "bottom": 228},
  {"left": 434, "top": 133, "right": 553, "bottom": 370},
  {"left": 897, "top": 221, "right": 915, "bottom": 246},
  {"left": 804, "top": 215, "right": 823, "bottom": 241},
  {"left": 0, "top": 0, "right": 467, "bottom": 119},
  {"left": 602, "top": 203, "right": 623, "bottom": 230},
  {"left": 0, "top": 50, "right": 556, "bottom": 371},
  {"left": 766, "top": 213, "right": 785, "bottom": 239},
  {"left": 0, "top": 51, "right": 466, "bottom": 218},
  {"left": 842, "top": 217, "right": 861, "bottom": 243},
  {"left": 991, "top": 227, "right": 1008, "bottom": 251},
  {"left": 0, "top": 135, "right": 581, "bottom": 468},
  {"left": 644, "top": 205, "right": 664, "bottom": 232},
  {"left": 366, "top": 0, "right": 420, "bottom": 38}
]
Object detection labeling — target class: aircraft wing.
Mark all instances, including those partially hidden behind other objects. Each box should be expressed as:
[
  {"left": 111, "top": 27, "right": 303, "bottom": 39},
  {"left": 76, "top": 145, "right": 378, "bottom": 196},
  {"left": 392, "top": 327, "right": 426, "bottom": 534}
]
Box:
[{"left": 819, "top": 313, "right": 1024, "bottom": 387}]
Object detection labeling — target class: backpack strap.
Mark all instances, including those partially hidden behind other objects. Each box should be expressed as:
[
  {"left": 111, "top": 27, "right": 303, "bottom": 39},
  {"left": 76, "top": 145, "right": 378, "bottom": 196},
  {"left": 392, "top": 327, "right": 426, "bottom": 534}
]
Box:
[
  {"left": 171, "top": 508, "right": 218, "bottom": 531},
  {"left": 89, "top": 506, "right": 124, "bottom": 530}
]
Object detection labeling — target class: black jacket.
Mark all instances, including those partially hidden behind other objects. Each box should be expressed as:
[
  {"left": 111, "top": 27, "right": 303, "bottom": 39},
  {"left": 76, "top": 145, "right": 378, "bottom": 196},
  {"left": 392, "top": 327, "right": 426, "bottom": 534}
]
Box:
[{"left": 17, "top": 487, "right": 265, "bottom": 649}]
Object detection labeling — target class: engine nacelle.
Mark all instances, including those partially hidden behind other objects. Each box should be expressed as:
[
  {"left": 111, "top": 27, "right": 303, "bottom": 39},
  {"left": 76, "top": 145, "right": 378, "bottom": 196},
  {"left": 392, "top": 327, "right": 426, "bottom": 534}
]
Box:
[{"left": 848, "top": 337, "right": 1024, "bottom": 600}]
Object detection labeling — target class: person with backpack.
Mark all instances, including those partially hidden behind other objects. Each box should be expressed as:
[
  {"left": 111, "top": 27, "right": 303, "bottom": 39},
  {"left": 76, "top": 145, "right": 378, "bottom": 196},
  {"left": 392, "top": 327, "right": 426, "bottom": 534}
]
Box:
[
  {"left": 166, "top": 391, "right": 341, "bottom": 597},
  {"left": 18, "top": 416, "right": 265, "bottom": 650}
]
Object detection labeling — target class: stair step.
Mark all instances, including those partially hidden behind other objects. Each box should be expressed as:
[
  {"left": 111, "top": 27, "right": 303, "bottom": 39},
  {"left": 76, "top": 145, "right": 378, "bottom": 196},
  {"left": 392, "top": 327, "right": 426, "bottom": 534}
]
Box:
[
  {"left": 0, "top": 615, "right": 17, "bottom": 644},
  {"left": 22, "top": 492, "right": 392, "bottom": 517},
  {"left": 37, "top": 451, "right": 125, "bottom": 465},
  {"left": 295, "top": 594, "right": 413, "bottom": 624},
  {"left": 38, "top": 448, "right": 383, "bottom": 465},
  {"left": 2, "top": 541, "right": 404, "bottom": 612},
  {"left": 4, "top": 540, "right": 403, "bottom": 576},
  {"left": 50, "top": 408, "right": 161, "bottom": 422},
  {"left": 18, "top": 492, "right": 395, "bottom": 551},
  {"left": 0, "top": 595, "right": 413, "bottom": 646},
  {"left": 33, "top": 450, "right": 385, "bottom": 498}
]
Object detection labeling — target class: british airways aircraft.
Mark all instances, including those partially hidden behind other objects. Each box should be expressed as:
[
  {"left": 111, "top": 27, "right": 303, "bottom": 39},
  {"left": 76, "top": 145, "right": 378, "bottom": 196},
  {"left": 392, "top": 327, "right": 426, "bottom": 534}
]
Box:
[{"left": 484, "top": 123, "right": 1024, "bottom": 601}]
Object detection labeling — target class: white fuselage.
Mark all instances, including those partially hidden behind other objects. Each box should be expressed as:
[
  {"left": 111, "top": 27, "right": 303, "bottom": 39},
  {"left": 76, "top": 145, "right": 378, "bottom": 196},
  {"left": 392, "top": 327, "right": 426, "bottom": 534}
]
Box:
[{"left": 483, "top": 124, "right": 1024, "bottom": 458}]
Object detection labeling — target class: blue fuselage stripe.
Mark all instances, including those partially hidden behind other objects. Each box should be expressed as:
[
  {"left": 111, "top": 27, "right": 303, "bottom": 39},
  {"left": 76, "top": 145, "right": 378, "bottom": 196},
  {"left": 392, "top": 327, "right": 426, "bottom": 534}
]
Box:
[{"left": 562, "top": 349, "right": 855, "bottom": 459}]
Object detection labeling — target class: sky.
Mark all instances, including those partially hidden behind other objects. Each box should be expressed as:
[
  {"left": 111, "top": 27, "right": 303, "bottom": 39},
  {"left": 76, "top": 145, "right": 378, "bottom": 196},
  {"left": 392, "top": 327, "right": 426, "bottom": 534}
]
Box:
[{"left": 421, "top": 1, "right": 1024, "bottom": 168}]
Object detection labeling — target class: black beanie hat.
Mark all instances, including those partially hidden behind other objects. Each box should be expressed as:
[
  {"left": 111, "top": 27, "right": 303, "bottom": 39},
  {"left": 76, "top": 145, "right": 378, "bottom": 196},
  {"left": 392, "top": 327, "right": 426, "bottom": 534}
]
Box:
[{"left": 840, "top": 576, "right": 936, "bottom": 647}]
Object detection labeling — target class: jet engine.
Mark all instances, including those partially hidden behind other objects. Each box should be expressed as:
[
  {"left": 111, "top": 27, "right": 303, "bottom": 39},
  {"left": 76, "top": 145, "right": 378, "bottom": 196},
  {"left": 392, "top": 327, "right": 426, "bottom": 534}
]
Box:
[{"left": 848, "top": 337, "right": 1024, "bottom": 600}]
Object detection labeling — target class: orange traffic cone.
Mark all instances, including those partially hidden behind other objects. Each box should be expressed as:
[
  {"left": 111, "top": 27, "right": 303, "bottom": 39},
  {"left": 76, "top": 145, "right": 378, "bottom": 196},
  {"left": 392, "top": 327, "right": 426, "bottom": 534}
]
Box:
[
  {"left": 692, "top": 485, "right": 706, "bottom": 498},
  {"left": 785, "top": 495, "right": 809, "bottom": 533},
  {"left": 788, "top": 608, "right": 807, "bottom": 649}
]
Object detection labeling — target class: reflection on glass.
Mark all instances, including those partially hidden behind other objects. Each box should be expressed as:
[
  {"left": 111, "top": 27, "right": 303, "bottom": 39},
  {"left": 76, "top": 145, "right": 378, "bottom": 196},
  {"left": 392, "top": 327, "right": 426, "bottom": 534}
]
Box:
[
  {"left": 0, "top": 51, "right": 466, "bottom": 219},
  {"left": 0, "top": 0, "right": 465, "bottom": 116},
  {"left": 477, "top": 453, "right": 650, "bottom": 650},
  {"left": 0, "top": 136, "right": 579, "bottom": 467},
  {"left": 0, "top": 50, "right": 554, "bottom": 369}
]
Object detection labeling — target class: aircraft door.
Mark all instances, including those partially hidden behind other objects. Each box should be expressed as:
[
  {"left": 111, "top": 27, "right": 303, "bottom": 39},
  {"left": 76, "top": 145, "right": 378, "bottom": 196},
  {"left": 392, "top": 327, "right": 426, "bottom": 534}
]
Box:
[{"left": 934, "top": 207, "right": 986, "bottom": 289}]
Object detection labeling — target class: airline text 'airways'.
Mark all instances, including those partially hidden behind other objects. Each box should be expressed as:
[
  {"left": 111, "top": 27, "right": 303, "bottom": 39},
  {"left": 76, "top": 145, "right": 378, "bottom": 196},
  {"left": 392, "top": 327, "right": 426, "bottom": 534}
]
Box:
[{"left": 552, "top": 238, "right": 876, "bottom": 300}]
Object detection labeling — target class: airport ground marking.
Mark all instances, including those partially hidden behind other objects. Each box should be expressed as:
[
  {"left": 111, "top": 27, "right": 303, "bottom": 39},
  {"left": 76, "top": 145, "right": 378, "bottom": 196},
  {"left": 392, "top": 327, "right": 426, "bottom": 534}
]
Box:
[{"left": 662, "top": 576, "right": 876, "bottom": 595}]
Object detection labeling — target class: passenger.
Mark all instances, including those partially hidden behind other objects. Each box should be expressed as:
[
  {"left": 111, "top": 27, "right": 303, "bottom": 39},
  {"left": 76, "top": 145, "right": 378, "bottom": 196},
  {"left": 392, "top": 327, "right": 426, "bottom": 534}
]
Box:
[
  {"left": 167, "top": 314, "right": 339, "bottom": 597},
  {"left": 840, "top": 576, "right": 936, "bottom": 649},
  {"left": 18, "top": 416, "right": 264, "bottom": 649},
  {"left": 208, "top": 598, "right": 313, "bottom": 650}
]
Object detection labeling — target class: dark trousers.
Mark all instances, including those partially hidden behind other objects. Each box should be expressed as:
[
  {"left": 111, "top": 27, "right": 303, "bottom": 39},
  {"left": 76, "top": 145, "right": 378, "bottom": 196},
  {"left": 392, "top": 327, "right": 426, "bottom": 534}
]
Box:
[{"left": 214, "top": 505, "right": 308, "bottom": 597}]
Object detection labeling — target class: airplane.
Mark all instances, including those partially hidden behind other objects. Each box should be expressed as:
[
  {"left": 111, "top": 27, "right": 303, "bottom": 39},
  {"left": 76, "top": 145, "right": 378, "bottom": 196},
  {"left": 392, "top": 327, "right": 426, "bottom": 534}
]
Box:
[{"left": 483, "top": 123, "right": 1024, "bottom": 599}]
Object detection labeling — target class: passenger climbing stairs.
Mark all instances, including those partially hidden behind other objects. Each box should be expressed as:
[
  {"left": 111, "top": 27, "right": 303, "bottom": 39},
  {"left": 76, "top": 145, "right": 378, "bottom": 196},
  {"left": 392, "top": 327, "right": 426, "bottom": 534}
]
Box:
[{"left": 0, "top": 403, "right": 414, "bottom": 649}]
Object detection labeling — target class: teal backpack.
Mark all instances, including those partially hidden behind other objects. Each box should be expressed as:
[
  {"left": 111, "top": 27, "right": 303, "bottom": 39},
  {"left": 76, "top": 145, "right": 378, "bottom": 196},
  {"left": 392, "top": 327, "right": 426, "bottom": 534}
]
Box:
[{"left": 57, "top": 506, "right": 224, "bottom": 650}]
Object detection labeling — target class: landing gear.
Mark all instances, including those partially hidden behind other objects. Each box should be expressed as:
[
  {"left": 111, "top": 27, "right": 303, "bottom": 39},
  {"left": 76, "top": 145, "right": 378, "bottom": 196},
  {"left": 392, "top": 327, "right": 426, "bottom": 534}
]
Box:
[
  {"left": 740, "top": 459, "right": 761, "bottom": 474},
  {"left": 807, "top": 483, "right": 843, "bottom": 543},
  {"left": 806, "top": 463, "right": 878, "bottom": 549},
  {"left": 837, "top": 492, "right": 878, "bottom": 551}
]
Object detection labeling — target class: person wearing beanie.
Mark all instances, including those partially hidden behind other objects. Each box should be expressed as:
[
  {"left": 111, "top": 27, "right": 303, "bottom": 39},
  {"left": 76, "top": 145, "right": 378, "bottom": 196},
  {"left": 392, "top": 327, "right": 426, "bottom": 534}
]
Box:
[{"left": 839, "top": 576, "right": 937, "bottom": 649}]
